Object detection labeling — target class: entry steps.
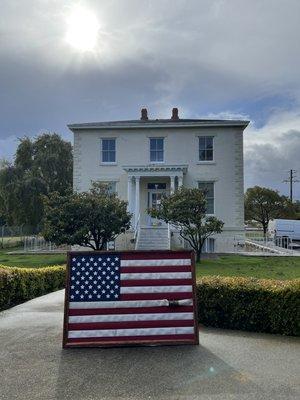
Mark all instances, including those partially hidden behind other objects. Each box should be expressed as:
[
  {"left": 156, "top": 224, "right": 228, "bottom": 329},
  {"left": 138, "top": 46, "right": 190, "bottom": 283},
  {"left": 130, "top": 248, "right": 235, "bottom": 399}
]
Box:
[{"left": 135, "top": 227, "right": 170, "bottom": 250}]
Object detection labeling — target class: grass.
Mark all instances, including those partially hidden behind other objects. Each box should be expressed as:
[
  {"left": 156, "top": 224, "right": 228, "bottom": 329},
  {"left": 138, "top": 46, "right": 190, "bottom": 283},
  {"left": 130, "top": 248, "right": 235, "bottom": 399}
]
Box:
[
  {"left": 196, "top": 255, "right": 300, "bottom": 280},
  {"left": 0, "top": 247, "right": 66, "bottom": 268},
  {"left": 0, "top": 247, "right": 299, "bottom": 280}
]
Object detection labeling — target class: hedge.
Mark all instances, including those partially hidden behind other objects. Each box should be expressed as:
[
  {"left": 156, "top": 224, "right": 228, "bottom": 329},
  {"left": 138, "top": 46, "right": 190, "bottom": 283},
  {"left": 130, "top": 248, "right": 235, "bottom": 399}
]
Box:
[
  {"left": 0, "top": 265, "right": 66, "bottom": 311},
  {"left": 196, "top": 276, "right": 300, "bottom": 336}
]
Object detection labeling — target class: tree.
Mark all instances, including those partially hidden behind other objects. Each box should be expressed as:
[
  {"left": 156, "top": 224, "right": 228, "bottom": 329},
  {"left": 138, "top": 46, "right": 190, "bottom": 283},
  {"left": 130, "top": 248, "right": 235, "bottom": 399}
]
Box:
[
  {"left": 149, "top": 187, "right": 224, "bottom": 262},
  {"left": 244, "top": 186, "right": 287, "bottom": 236},
  {"left": 43, "top": 182, "right": 131, "bottom": 250},
  {"left": 0, "top": 133, "right": 72, "bottom": 226}
]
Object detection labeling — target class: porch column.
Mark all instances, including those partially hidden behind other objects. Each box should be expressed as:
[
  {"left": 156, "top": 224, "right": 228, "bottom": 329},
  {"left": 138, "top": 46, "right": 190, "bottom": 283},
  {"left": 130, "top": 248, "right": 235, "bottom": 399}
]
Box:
[
  {"left": 178, "top": 175, "right": 183, "bottom": 187},
  {"left": 135, "top": 176, "right": 140, "bottom": 226},
  {"left": 170, "top": 176, "right": 175, "bottom": 194},
  {"left": 127, "top": 176, "right": 133, "bottom": 215}
]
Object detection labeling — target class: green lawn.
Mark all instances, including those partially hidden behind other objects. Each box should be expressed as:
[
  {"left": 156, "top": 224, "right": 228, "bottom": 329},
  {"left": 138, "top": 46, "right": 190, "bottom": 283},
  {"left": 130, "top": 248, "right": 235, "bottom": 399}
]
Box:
[
  {"left": 0, "top": 248, "right": 66, "bottom": 268},
  {"left": 196, "top": 255, "right": 300, "bottom": 280},
  {"left": 1, "top": 248, "right": 300, "bottom": 280}
]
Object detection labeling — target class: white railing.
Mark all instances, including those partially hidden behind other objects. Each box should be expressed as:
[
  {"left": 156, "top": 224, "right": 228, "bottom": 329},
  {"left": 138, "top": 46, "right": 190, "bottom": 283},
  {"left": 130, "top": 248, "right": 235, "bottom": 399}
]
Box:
[
  {"left": 167, "top": 223, "right": 171, "bottom": 249},
  {"left": 134, "top": 213, "right": 141, "bottom": 249}
]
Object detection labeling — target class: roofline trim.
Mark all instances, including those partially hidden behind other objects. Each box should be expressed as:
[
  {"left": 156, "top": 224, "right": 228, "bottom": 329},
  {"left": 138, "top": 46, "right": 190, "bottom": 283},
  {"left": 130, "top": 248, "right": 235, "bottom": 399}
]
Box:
[{"left": 68, "top": 121, "right": 250, "bottom": 131}]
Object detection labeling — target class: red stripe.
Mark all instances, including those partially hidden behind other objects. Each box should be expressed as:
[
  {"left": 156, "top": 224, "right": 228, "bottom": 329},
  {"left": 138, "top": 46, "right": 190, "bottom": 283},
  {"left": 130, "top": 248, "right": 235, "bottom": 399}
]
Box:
[
  {"left": 121, "top": 279, "right": 192, "bottom": 287},
  {"left": 121, "top": 266, "right": 191, "bottom": 273},
  {"left": 121, "top": 292, "right": 192, "bottom": 301},
  {"left": 69, "top": 305, "right": 194, "bottom": 316},
  {"left": 121, "top": 252, "right": 191, "bottom": 260},
  {"left": 68, "top": 320, "right": 194, "bottom": 330},
  {"left": 67, "top": 334, "right": 195, "bottom": 343}
]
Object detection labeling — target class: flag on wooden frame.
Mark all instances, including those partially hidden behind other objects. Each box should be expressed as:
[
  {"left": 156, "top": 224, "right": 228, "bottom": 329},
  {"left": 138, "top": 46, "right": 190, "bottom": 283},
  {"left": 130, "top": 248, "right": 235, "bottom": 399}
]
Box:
[{"left": 63, "top": 250, "right": 199, "bottom": 348}]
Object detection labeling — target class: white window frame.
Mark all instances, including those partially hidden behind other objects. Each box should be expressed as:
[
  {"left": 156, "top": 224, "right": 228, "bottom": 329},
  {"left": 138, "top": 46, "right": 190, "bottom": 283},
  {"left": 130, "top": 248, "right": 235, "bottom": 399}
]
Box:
[
  {"left": 98, "top": 181, "right": 117, "bottom": 194},
  {"left": 149, "top": 137, "right": 165, "bottom": 163},
  {"left": 198, "top": 136, "right": 214, "bottom": 162},
  {"left": 101, "top": 138, "right": 117, "bottom": 165},
  {"left": 198, "top": 181, "right": 215, "bottom": 215}
]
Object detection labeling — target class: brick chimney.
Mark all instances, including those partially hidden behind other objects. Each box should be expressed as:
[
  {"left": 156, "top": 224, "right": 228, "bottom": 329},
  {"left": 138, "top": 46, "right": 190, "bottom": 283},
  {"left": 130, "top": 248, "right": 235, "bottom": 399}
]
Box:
[
  {"left": 140, "top": 108, "right": 148, "bottom": 120},
  {"left": 171, "top": 107, "right": 179, "bottom": 120}
]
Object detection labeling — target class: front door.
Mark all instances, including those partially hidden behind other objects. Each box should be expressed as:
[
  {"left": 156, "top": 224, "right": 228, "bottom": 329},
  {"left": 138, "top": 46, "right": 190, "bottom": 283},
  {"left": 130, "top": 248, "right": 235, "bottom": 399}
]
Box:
[{"left": 147, "top": 183, "right": 167, "bottom": 226}]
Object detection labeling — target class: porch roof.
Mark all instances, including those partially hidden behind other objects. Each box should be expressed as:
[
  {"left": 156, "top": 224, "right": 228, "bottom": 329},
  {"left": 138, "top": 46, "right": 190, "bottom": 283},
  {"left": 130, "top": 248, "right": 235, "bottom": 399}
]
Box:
[{"left": 123, "top": 164, "right": 188, "bottom": 176}]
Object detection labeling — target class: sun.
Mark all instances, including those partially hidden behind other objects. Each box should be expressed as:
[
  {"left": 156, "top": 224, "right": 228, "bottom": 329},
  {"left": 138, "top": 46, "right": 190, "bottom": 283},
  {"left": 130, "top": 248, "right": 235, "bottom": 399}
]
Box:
[{"left": 65, "top": 6, "right": 100, "bottom": 52}]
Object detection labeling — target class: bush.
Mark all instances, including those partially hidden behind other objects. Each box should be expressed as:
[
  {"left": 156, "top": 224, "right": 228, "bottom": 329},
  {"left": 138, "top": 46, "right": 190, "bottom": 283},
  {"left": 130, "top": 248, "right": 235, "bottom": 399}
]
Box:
[
  {"left": 197, "top": 276, "right": 300, "bottom": 336},
  {"left": 0, "top": 265, "right": 65, "bottom": 310}
]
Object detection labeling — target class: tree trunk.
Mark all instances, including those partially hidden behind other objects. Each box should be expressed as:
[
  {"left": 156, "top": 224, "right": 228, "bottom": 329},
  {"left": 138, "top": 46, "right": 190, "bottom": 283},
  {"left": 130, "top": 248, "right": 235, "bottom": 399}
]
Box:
[{"left": 196, "top": 249, "right": 201, "bottom": 263}]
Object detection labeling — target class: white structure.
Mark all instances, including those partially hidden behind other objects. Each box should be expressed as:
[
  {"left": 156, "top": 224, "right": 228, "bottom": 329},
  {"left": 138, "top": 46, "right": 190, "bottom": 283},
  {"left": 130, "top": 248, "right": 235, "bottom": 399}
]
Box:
[{"left": 69, "top": 108, "right": 249, "bottom": 252}]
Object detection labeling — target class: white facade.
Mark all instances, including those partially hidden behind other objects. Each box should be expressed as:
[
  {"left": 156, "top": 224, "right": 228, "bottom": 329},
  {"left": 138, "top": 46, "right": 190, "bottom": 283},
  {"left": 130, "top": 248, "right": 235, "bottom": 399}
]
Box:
[{"left": 70, "top": 110, "right": 249, "bottom": 252}]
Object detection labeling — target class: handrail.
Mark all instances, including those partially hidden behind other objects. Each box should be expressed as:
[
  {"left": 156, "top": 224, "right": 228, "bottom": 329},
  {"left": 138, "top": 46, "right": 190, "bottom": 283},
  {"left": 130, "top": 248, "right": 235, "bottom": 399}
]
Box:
[
  {"left": 167, "top": 222, "right": 171, "bottom": 249},
  {"left": 134, "top": 213, "right": 141, "bottom": 248}
]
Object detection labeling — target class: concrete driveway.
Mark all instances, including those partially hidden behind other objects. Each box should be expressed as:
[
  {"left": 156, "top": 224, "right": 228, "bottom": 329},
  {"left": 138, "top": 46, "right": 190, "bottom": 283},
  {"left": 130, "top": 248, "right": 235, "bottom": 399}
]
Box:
[{"left": 0, "top": 290, "right": 299, "bottom": 400}]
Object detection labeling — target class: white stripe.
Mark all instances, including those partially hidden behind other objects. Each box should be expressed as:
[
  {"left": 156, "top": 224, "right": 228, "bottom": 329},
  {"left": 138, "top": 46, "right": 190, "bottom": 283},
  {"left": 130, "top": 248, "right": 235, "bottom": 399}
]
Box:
[
  {"left": 121, "top": 259, "right": 191, "bottom": 267},
  {"left": 68, "top": 326, "right": 194, "bottom": 338},
  {"left": 121, "top": 272, "right": 191, "bottom": 280},
  {"left": 69, "top": 299, "right": 171, "bottom": 309},
  {"left": 69, "top": 312, "right": 194, "bottom": 323},
  {"left": 121, "top": 285, "right": 192, "bottom": 294}
]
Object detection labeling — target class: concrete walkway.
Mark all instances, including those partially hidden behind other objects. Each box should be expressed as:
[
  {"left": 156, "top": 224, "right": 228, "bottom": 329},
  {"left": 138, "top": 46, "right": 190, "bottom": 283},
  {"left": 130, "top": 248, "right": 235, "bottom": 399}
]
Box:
[{"left": 0, "top": 291, "right": 299, "bottom": 400}]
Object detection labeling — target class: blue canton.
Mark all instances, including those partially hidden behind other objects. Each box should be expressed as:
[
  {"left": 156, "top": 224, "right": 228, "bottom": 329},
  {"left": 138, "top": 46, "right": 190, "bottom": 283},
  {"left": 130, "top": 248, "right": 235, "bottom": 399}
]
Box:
[{"left": 69, "top": 254, "right": 121, "bottom": 302}]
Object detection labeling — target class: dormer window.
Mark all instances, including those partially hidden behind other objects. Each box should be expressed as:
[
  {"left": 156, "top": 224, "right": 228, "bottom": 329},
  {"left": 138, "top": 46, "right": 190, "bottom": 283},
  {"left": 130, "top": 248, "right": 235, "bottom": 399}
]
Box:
[{"left": 150, "top": 138, "right": 164, "bottom": 162}]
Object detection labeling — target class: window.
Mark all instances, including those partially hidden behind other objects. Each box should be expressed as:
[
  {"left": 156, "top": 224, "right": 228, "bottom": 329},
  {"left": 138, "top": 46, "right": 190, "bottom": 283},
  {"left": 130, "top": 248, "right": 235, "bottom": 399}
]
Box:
[
  {"left": 100, "top": 181, "right": 117, "bottom": 194},
  {"left": 199, "top": 136, "right": 213, "bottom": 161},
  {"left": 198, "top": 181, "right": 214, "bottom": 214},
  {"left": 102, "top": 139, "right": 116, "bottom": 163},
  {"left": 150, "top": 138, "right": 164, "bottom": 162}
]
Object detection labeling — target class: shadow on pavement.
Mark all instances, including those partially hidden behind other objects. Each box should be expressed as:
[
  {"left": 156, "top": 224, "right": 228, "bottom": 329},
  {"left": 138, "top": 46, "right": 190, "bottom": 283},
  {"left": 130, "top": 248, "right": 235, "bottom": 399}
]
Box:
[{"left": 55, "top": 343, "right": 258, "bottom": 400}]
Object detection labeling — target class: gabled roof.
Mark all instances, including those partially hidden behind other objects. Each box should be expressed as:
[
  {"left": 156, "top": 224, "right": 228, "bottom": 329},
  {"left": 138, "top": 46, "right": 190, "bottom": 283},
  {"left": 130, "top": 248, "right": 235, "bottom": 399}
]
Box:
[{"left": 68, "top": 118, "right": 249, "bottom": 131}]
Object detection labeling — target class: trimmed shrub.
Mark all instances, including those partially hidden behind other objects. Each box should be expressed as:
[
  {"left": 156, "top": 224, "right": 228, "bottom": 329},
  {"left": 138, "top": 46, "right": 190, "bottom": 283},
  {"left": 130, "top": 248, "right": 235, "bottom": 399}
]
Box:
[
  {"left": 0, "top": 265, "right": 66, "bottom": 310},
  {"left": 197, "top": 276, "right": 300, "bottom": 336}
]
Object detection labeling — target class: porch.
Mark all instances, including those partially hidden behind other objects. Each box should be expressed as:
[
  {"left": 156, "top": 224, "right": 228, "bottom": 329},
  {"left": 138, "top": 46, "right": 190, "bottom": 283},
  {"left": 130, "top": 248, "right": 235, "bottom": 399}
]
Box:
[{"left": 123, "top": 165, "right": 188, "bottom": 229}]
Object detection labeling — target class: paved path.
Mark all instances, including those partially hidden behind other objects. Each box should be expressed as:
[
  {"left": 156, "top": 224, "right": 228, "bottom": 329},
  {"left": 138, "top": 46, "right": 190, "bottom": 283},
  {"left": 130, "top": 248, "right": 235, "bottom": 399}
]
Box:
[{"left": 0, "top": 290, "right": 299, "bottom": 400}]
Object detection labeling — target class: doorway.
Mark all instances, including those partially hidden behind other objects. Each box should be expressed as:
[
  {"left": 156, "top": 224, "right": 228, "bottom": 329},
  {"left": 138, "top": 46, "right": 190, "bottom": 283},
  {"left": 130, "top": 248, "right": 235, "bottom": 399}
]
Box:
[{"left": 147, "top": 183, "right": 167, "bottom": 226}]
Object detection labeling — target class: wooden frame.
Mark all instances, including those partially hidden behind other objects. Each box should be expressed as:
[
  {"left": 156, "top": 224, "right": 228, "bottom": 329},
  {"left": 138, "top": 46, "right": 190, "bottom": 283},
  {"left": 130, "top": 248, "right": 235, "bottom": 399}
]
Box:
[{"left": 63, "top": 250, "right": 199, "bottom": 348}]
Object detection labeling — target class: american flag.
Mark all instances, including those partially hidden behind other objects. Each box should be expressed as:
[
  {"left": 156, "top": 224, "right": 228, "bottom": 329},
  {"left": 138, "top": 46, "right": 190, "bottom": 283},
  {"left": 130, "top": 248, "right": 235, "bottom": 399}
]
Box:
[{"left": 63, "top": 251, "right": 198, "bottom": 347}]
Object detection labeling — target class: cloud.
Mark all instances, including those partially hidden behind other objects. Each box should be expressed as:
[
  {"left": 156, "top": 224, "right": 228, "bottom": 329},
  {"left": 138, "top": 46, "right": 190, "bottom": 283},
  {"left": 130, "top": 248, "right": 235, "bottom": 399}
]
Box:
[{"left": 244, "top": 110, "right": 300, "bottom": 198}]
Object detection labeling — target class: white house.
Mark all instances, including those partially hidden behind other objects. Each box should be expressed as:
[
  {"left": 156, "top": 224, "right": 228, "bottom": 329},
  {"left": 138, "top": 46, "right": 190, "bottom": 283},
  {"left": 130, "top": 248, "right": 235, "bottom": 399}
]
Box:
[{"left": 69, "top": 108, "right": 249, "bottom": 252}]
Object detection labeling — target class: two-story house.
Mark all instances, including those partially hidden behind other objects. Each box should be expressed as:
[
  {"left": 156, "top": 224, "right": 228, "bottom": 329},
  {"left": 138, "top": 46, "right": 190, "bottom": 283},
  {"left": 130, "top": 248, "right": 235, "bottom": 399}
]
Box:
[{"left": 68, "top": 108, "right": 249, "bottom": 252}]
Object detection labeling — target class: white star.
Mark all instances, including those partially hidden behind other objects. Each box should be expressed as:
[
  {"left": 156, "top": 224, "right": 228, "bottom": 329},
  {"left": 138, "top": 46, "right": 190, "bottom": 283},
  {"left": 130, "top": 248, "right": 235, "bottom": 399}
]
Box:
[
  {"left": 106, "top": 294, "right": 110, "bottom": 298},
  {"left": 102, "top": 271, "right": 106, "bottom": 275},
  {"left": 102, "top": 280, "right": 105, "bottom": 284},
  {"left": 81, "top": 285, "right": 84, "bottom": 289},
  {"left": 76, "top": 271, "right": 80, "bottom": 275},
  {"left": 115, "top": 257, "right": 119, "bottom": 261},
  {"left": 115, "top": 267, "right": 119, "bottom": 270},
  {"left": 106, "top": 284, "right": 110, "bottom": 289},
  {"left": 107, "top": 266, "right": 111, "bottom": 270},
  {"left": 93, "top": 280, "right": 97, "bottom": 284},
  {"left": 97, "top": 294, "right": 101, "bottom": 298},
  {"left": 88, "top": 294, "right": 92, "bottom": 299},
  {"left": 81, "top": 257, "right": 85, "bottom": 261},
  {"left": 75, "top": 290, "right": 79, "bottom": 294},
  {"left": 111, "top": 271, "right": 115, "bottom": 275},
  {"left": 97, "top": 285, "right": 101, "bottom": 289},
  {"left": 81, "top": 276, "right": 85, "bottom": 280},
  {"left": 76, "top": 281, "right": 79, "bottom": 285},
  {"left": 106, "top": 276, "right": 110, "bottom": 280},
  {"left": 114, "top": 294, "right": 118, "bottom": 298},
  {"left": 84, "top": 290, "right": 88, "bottom": 294},
  {"left": 86, "top": 262, "right": 90, "bottom": 266},
  {"left": 88, "top": 285, "right": 92, "bottom": 289},
  {"left": 89, "top": 276, "right": 93, "bottom": 280},
  {"left": 102, "top": 289, "right": 105, "bottom": 294},
  {"left": 70, "top": 295, "right": 74, "bottom": 299},
  {"left": 77, "top": 262, "right": 81, "bottom": 266},
  {"left": 72, "top": 266, "right": 75, "bottom": 271},
  {"left": 110, "top": 289, "right": 114, "bottom": 293},
  {"left": 85, "top": 280, "right": 89, "bottom": 285},
  {"left": 115, "top": 276, "right": 119, "bottom": 280},
  {"left": 115, "top": 285, "right": 118, "bottom": 289},
  {"left": 111, "top": 262, "right": 115, "bottom": 266},
  {"left": 93, "top": 290, "right": 97, "bottom": 294},
  {"left": 102, "top": 262, "right": 106, "bottom": 266},
  {"left": 80, "top": 294, "right": 84, "bottom": 299},
  {"left": 110, "top": 280, "right": 114, "bottom": 284},
  {"left": 71, "top": 285, "right": 74, "bottom": 289},
  {"left": 71, "top": 276, "right": 75, "bottom": 281},
  {"left": 72, "top": 257, "right": 76, "bottom": 261},
  {"left": 94, "top": 262, "right": 97, "bottom": 266},
  {"left": 93, "top": 271, "right": 97, "bottom": 275},
  {"left": 89, "top": 267, "right": 93, "bottom": 271},
  {"left": 107, "top": 257, "right": 111, "bottom": 261},
  {"left": 90, "top": 257, "right": 94, "bottom": 262},
  {"left": 85, "top": 271, "right": 89, "bottom": 275},
  {"left": 98, "top": 257, "right": 102, "bottom": 261}
]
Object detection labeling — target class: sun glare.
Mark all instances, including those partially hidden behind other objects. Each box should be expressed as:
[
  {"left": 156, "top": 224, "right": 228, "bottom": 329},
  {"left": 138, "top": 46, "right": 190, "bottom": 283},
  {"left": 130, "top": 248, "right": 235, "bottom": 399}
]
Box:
[{"left": 65, "top": 6, "right": 100, "bottom": 52}]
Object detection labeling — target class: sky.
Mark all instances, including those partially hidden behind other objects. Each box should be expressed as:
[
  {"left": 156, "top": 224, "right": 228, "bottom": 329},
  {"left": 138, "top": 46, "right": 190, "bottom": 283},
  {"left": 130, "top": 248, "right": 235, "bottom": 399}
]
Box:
[{"left": 0, "top": 0, "right": 300, "bottom": 199}]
